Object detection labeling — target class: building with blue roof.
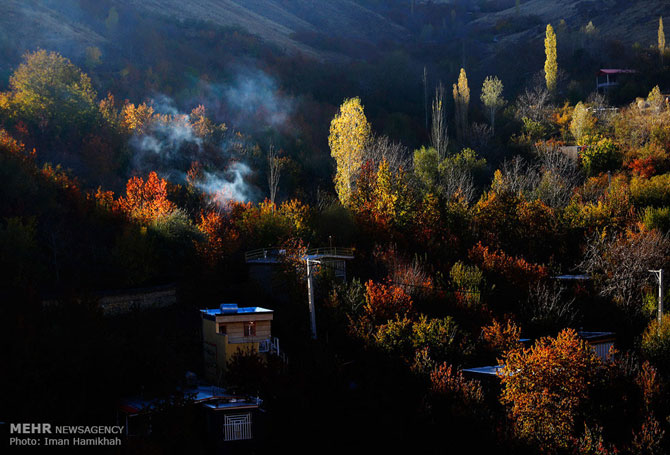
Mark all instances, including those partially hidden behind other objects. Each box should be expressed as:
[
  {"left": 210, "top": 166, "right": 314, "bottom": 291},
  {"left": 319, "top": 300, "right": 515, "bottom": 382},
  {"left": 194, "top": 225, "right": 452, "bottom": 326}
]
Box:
[{"left": 201, "top": 304, "right": 282, "bottom": 384}]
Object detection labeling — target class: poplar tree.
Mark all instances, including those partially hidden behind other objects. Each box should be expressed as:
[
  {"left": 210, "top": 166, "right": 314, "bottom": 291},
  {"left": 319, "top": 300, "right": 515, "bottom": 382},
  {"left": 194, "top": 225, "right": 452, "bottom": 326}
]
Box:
[
  {"left": 329, "top": 97, "right": 372, "bottom": 206},
  {"left": 453, "top": 68, "right": 470, "bottom": 142},
  {"left": 544, "top": 24, "right": 557, "bottom": 93},
  {"left": 431, "top": 82, "right": 448, "bottom": 160},
  {"left": 659, "top": 17, "right": 666, "bottom": 65},
  {"left": 480, "top": 76, "right": 505, "bottom": 133}
]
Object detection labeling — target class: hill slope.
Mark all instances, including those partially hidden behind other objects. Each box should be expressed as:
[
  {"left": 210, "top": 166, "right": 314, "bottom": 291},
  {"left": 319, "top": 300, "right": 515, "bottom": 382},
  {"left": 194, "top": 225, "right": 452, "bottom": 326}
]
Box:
[{"left": 476, "top": 0, "right": 670, "bottom": 46}]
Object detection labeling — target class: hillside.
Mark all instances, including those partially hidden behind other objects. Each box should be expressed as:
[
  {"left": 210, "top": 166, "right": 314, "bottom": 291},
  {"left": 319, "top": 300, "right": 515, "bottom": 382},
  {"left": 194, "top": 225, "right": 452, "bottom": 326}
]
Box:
[
  {"left": 0, "top": 0, "right": 409, "bottom": 65},
  {"left": 476, "top": 0, "right": 670, "bottom": 46},
  {"left": 120, "top": 0, "right": 409, "bottom": 58}
]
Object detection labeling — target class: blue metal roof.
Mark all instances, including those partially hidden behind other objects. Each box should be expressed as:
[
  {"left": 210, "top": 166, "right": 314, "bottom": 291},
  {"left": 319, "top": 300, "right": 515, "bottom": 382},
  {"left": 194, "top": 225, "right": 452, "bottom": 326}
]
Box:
[
  {"left": 120, "top": 384, "right": 260, "bottom": 415},
  {"left": 462, "top": 365, "right": 503, "bottom": 376},
  {"left": 200, "top": 306, "right": 273, "bottom": 316}
]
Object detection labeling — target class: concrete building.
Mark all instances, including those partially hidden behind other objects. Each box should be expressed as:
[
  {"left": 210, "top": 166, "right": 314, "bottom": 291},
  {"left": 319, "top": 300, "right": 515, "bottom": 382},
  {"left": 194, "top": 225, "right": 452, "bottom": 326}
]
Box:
[
  {"left": 201, "top": 304, "right": 281, "bottom": 384},
  {"left": 119, "top": 382, "right": 264, "bottom": 446}
]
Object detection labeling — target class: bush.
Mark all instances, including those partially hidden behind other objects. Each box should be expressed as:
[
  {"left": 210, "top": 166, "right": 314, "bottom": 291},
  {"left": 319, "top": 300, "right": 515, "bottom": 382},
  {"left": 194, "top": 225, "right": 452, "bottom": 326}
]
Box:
[
  {"left": 630, "top": 173, "right": 670, "bottom": 207},
  {"left": 580, "top": 138, "right": 620, "bottom": 176},
  {"left": 641, "top": 314, "right": 670, "bottom": 375},
  {"left": 642, "top": 206, "right": 670, "bottom": 233}
]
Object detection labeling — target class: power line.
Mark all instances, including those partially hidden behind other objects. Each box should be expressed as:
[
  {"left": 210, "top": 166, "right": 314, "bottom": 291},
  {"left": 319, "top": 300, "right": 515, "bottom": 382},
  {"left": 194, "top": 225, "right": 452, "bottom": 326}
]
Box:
[{"left": 309, "top": 261, "right": 483, "bottom": 295}]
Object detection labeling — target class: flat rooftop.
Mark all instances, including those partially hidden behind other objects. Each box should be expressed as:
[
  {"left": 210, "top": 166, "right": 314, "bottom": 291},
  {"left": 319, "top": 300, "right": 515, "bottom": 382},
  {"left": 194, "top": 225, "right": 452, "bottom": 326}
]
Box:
[
  {"left": 200, "top": 304, "right": 273, "bottom": 319},
  {"left": 462, "top": 365, "right": 503, "bottom": 377},
  {"left": 120, "top": 384, "right": 260, "bottom": 415},
  {"left": 578, "top": 331, "right": 615, "bottom": 342}
]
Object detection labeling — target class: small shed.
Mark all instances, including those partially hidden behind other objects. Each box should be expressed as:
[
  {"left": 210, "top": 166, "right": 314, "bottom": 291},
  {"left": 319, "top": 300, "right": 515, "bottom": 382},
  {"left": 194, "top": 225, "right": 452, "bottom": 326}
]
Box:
[
  {"left": 119, "top": 383, "right": 263, "bottom": 445},
  {"left": 596, "top": 69, "right": 636, "bottom": 92},
  {"left": 578, "top": 331, "right": 615, "bottom": 360}
]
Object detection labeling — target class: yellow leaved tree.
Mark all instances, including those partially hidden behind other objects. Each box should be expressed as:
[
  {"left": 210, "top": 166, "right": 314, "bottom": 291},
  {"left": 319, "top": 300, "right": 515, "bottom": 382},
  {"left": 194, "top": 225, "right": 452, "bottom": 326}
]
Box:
[
  {"left": 329, "top": 97, "right": 371, "bottom": 206},
  {"left": 544, "top": 24, "right": 557, "bottom": 92}
]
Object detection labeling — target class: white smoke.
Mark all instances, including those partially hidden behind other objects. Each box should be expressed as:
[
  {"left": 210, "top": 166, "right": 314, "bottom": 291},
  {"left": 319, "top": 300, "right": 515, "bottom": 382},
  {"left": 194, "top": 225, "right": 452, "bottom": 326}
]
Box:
[
  {"left": 127, "top": 68, "right": 296, "bottom": 204},
  {"left": 193, "top": 68, "right": 296, "bottom": 132},
  {"left": 222, "top": 70, "right": 295, "bottom": 128},
  {"left": 195, "top": 163, "right": 256, "bottom": 205}
]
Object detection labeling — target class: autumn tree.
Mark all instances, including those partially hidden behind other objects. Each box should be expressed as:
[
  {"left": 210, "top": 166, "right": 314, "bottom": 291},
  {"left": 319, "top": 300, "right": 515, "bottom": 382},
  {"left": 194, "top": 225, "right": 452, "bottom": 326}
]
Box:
[
  {"left": 480, "top": 76, "right": 505, "bottom": 133},
  {"left": 329, "top": 97, "right": 371, "bottom": 206},
  {"left": 117, "top": 172, "right": 176, "bottom": 224},
  {"left": 481, "top": 319, "right": 522, "bottom": 355},
  {"left": 570, "top": 102, "right": 596, "bottom": 145},
  {"left": 544, "top": 24, "right": 557, "bottom": 92},
  {"left": 121, "top": 102, "right": 155, "bottom": 135},
  {"left": 362, "top": 280, "right": 413, "bottom": 325},
  {"left": 499, "top": 329, "right": 602, "bottom": 452},
  {"left": 350, "top": 159, "right": 414, "bottom": 232},
  {"left": 659, "top": 17, "right": 666, "bottom": 65},
  {"left": 450, "top": 261, "right": 484, "bottom": 308},
  {"left": 453, "top": 68, "right": 470, "bottom": 142},
  {"left": 5, "top": 50, "right": 98, "bottom": 139},
  {"left": 195, "top": 210, "right": 240, "bottom": 266},
  {"left": 580, "top": 229, "right": 669, "bottom": 311}
]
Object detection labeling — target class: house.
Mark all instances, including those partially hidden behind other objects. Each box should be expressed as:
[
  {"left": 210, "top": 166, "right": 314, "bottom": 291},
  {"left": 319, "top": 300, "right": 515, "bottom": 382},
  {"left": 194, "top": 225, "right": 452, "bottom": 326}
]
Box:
[
  {"left": 578, "top": 331, "right": 615, "bottom": 361},
  {"left": 596, "top": 69, "right": 636, "bottom": 92},
  {"left": 118, "top": 381, "right": 263, "bottom": 446},
  {"left": 245, "top": 247, "right": 354, "bottom": 294},
  {"left": 201, "top": 304, "right": 282, "bottom": 384}
]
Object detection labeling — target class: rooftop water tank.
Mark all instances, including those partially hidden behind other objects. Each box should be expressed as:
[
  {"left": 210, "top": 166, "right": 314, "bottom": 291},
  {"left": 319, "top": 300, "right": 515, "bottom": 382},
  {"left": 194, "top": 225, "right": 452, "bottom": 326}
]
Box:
[{"left": 219, "top": 303, "right": 238, "bottom": 314}]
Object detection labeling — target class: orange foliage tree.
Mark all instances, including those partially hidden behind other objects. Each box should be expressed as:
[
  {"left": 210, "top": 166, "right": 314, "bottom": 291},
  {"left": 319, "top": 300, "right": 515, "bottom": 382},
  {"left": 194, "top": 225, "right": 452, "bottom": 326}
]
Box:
[
  {"left": 499, "top": 328, "right": 602, "bottom": 452},
  {"left": 117, "top": 171, "right": 175, "bottom": 223},
  {"left": 362, "top": 280, "right": 413, "bottom": 325},
  {"left": 195, "top": 210, "right": 240, "bottom": 266},
  {"left": 468, "top": 242, "right": 547, "bottom": 288},
  {"left": 430, "top": 363, "right": 484, "bottom": 406},
  {"left": 481, "top": 319, "right": 522, "bottom": 355}
]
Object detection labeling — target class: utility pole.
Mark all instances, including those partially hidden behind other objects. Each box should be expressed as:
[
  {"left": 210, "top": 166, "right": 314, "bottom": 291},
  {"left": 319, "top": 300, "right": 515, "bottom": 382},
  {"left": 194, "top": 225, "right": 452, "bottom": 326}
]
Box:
[
  {"left": 649, "top": 269, "right": 664, "bottom": 326},
  {"left": 306, "top": 258, "right": 318, "bottom": 339}
]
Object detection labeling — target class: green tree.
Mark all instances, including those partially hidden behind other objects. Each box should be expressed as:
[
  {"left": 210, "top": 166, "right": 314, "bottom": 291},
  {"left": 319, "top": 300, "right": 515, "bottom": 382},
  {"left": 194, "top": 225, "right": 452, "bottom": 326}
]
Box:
[
  {"left": 544, "top": 24, "right": 557, "bottom": 92},
  {"left": 413, "top": 146, "right": 439, "bottom": 189},
  {"left": 105, "top": 7, "right": 119, "bottom": 32},
  {"left": 659, "top": 17, "right": 666, "bottom": 65},
  {"left": 641, "top": 314, "right": 670, "bottom": 376},
  {"left": 6, "top": 50, "right": 98, "bottom": 139},
  {"left": 84, "top": 46, "right": 102, "bottom": 69},
  {"left": 328, "top": 97, "right": 372, "bottom": 206},
  {"left": 480, "top": 75, "right": 505, "bottom": 133},
  {"left": 570, "top": 102, "right": 595, "bottom": 145},
  {"left": 580, "top": 138, "right": 619, "bottom": 176}
]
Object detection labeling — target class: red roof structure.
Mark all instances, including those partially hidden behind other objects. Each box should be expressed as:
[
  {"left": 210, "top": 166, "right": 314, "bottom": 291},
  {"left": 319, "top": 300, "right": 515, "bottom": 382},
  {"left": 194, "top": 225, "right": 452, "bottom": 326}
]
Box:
[{"left": 597, "top": 69, "right": 636, "bottom": 76}]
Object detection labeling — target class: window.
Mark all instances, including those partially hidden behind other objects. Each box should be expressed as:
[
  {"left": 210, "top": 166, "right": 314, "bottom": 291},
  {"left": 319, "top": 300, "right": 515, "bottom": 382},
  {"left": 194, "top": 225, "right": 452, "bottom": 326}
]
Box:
[
  {"left": 223, "top": 413, "right": 252, "bottom": 441},
  {"left": 244, "top": 322, "right": 256, "bottom": 337},
  {"left": 218, "top": 324, "right": 227, "bottom": 335}
]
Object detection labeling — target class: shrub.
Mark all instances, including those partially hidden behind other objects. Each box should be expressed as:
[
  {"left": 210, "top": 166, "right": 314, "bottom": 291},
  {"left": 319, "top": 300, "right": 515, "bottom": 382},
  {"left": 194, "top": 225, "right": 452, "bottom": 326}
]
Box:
[
  {"left": 580, "top": 138, "right": 620, "bottom": 176},
  {"left": 641, "top": 314, "right": 670, "bottom": 375},
  {"left": 642, "top": 206, "right": 670, "bottom": 233},
  {"left": 630, "top": 173, "right": 670, "bottom": 207}
]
